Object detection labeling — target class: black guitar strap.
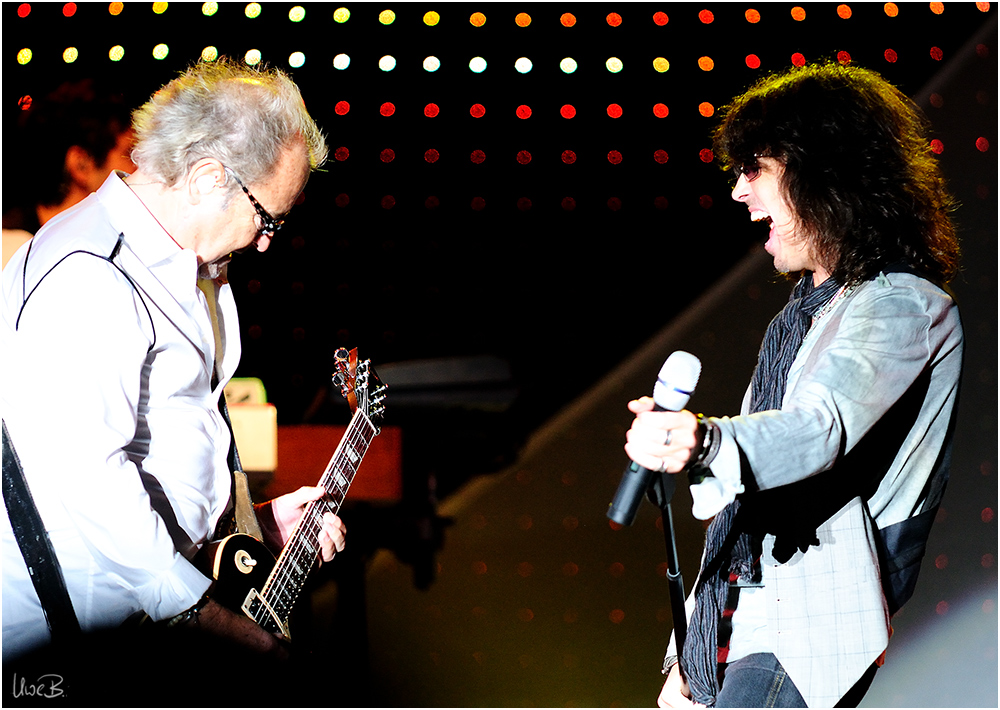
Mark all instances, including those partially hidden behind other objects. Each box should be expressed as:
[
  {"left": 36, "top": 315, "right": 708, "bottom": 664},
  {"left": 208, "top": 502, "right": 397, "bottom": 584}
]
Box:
[{"left": 2, "top": 419, "right": 81, "bottom": 640}]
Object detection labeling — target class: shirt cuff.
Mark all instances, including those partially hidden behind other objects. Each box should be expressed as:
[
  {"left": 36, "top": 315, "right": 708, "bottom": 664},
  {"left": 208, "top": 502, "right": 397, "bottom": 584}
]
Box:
[
  {"left": 690, "top": 429, "right": 744, "bottom": 520},
  {"left": 133, "top": 554, "right": 213, "bottom": 622}
]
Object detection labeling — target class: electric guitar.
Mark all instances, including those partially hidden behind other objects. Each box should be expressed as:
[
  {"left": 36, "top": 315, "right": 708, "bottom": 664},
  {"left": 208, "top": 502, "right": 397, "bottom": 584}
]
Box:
[{"left": 207, "top": 348, "right": 386, "bottom": 637}]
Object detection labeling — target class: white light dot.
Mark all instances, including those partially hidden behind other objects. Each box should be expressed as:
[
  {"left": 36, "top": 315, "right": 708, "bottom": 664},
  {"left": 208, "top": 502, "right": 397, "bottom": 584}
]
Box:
[
  {"left": 606, "top": 57, "right": 623, "bottom": 73},
  {"left": 560, "top": 57, "right": 578, "bottom": 74},
  {"left": 469, "top": 56, "right": 487, "bottom": 73},
  {"left": 333, "top": 53, "right": 351, "bottom": 70},
  {"left": 379, "top": 55, "right": 396, "bottom": 72},
  {"left": 245, "top": 49, "right": 262, "bottom": 66},
  {"left": 515, "top": 57, "right": 532, "bottom": 74},
  {"left": 423, "top": 56, "right": 441, "bottom": 72},
  {"left": 289, "top": 51, "right": 305, "bottom": 68}
]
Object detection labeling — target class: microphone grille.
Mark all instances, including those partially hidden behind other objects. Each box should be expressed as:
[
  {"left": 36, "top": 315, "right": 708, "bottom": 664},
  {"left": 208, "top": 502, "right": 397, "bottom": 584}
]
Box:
[{"left": 652, "top": 351, "right": 702, "bottom": 411}]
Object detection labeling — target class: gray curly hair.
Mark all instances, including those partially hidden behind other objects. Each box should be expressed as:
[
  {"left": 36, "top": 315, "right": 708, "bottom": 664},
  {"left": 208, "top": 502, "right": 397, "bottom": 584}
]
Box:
[{"left": 131, "top": 58, "right": 327, "bottom": 192}]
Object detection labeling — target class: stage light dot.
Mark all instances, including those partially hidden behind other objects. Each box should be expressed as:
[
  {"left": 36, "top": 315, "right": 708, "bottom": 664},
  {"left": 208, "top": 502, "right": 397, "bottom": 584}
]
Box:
[
  {"left": 884, "top": 2, "right": 899, "bottom": 17},
  {"left": 425, "top": 196, "right": 440, "bottom": 209},
  {"left": 930, "top": 46, "right": 944, "bottom": 61},
  {"left": 63, "top": 47, "right": 79, "bottom": 63},
  {"left": 837, "top": 4, "right": 852, "bottom": 18},
  {"left": 244, "top": 49, "right": 262, "bottom": 65},
  {"left": 333, "top": 7, "right": 350, "bottom": 22},
  {"left": 516, "top": 151, "right": 532, "bottom": 165},
  {"left": 791, "top": 52, "right": 806, "bottom": 66},
  {"left": 289, "top": 6, "right": 305, "bottom": 22},
  {"left": 561, "top": 13, "right": 576, "bottom": 27},
  {"left": 423, "top": 10, "right": 440, "bottom": 26},
  {"left": 930, "top": 2, "right": 944, "bottom": 13},
  {"left": 471, "top": 150, "right": 486, "bottom": 164},
  {"left": 379, "top": 55, "right": 396, "bottom": 72},
  {"left": 380, "top": 102, "right": 395, "bottom": 117},
  {"left": 333, "top": 53, "right": 350, "bottom": 70},
  {"left": 201, "top": 46, "right": 219, "bottom": 62},
  {"left": 379, "top": 9, "right": 395, "bottom": 25},
  {"left": 109, "top": 45, "right": 125, "bottom": 61},
  {"left": 746, "top": 8, "right": 761, "bottom": 22},
  {"left": 607, "top": 103, "right": 623, "bottom": 118},
  {"left": 471, "top": 197, "right": 486, "bottom": 211},
  {"left": 560, "top": 104, "right": 576, "bottom": 119},
  {"left": 607, "top": 12, "right": 622, "bottom": 27},
  {"left": 654, "top": 196, "right": 669, "bottom": 210},
  {"left": 516, "top": 105, "right": 532, "bottom": 119},
  {"left": 699, "top": 148, "right": 714, "bottom": 163},
  {"left": 334, "top": 101, "right": 350, "bottom": 115},
  {"left": 424, "top": 103, "right": 439, "bottom": 117},
  {"left": 653, "top": 11, "right": 669, "bottom": 25},
  {"left": 109, "top": 2, "right": 124, "bottom": 16},
  {"left": 698, "top": 102, "right": 715, "bottom": 117},
  {"left": 560, "top": 57, "right": 578, "bottom": 74},
  {"left": 929, "top": 92, "right": 944, "bottom": 108},
  {"left": 982, "top": 507, "right": 995, "bottom": 523},
  {"left": 470, "top": 103, "right": 486, "bottom": 118},
  {"left": 470, "top": 11, "right": 486, "bottom": 27},
  {"left": 699, "top": 9, "right": 714, "bottom": 23},
  {"left": 698, "top": 56, "right": 715, "bottom": 71},
  {"left": 699, "top": 195, "right": 714, "bottom": 209},
  {"left": 610, "top": 609, "right": 625, "bottom": 623},
  {"left": 606, "top": 57, "right": 623, "bottom": 73},
  {"left": 423, "top": 56, "right": 441, "bottom": 72},
  {"left": 334, "top": 146, "right": 349, "bottom": 161},
  {"left": 515, "top": 57, "right": 533, "bottom": 73},
  {"left": 608, "top": 150, "right": 623, "bottom": 165},
  {"left": 153, "top": 2, "right": 168, "bottom": 14},
  {"left": 746, "top": 54, "right": 761, "bottom": 69},
  {"left": 791, "top": 6, "right": 806, "bottom": 20},
  {"left": 837, "top": 50, "right": 851, "bottom": 65},
  {"left": 515, "top": 12, "right": 531, "bottom": 27},
  {"left": 424, "top": 149, "right": 439, "bottom": 163},
  {"left": 884, "top": 48, "right": 898, "bottom": 63},
  {"left": 17, "top": 96, "right": 32, "bottom": 111},
  {"left": 17, "top": 48, "right": 33, "bottom": 65},
  {"left": 561, "top": 197, "right": 577, "bottom": 211},
  {"left": 936, "top": 601, "right": 949, "bottom": 615},
  {"left": 977, "top": 1, "right": 990, "bottom": 11},
  {"left": 654, "top": 150, "right": 669, "bottom": 164},
  {"left": 63, "top": 3, "right": 77, "bottom": 17},
  {"left": 153, "top": 43, "right": 169, "bottom": 60},
  {"left": 202, "top": 3, "right": 218, "bottom": 17},
  {"left": 653, "top": 57, "right": 670, "bottom": 73},
  {"left": 976, "top": 137, "right": 990, "bottom": 152},
  {"left": 469, "top": 56, "right": 487, "bottom": 73},
  {"left": 561, "top": 150, "right": 577, "bottom": 164},
  {"left": 380, "top": 148, "right": 395, "bottom": 163},
  {"left": 17, "top": 4, "right": 30, "bottom": 18},
  {"left": 245, "top": 3, "right": 261, "bottom": 19},
  {"left": 653, "top": 103, "right": 669, "bottom": 117},
  {"left": 288, "top": 51, "right": 305, "bottom": 67}
]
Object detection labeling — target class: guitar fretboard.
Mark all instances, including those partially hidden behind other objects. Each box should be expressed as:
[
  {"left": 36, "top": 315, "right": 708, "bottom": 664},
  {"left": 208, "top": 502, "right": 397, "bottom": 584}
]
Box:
[{"left": 250, "top": 410, "right": 377, "bottom": 633}]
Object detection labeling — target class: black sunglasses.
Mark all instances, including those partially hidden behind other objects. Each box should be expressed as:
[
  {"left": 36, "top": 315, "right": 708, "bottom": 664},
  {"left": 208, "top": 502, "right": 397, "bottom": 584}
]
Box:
[{"left": 226, "top": 168, "right": 284, "bottom": 236}]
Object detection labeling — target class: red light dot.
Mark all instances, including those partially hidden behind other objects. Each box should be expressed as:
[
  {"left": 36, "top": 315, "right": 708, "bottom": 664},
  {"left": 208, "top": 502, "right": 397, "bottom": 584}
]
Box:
[
  {"left": 335, "top": 193, "right": 350, "bottom": 208},
  {"left": 18, "top": 95, "right": 32, "bottom": 111},
  {"left": 746, "top": 54, "right": 761, "bottom": 69},
  {"left": 607, "top": 103, "right": 623, "bottom": 118},
  {"left": 699, "top": 9, "right": 714, "bottom": 23},
  {"left": 334, "top": 100, "right": 350, "bottom": 115},
  {"left": 608, "top": 150, "right": 623, "bottom": 165},
  {"left": 517, "top": 561, "right": 534, "bottom": 577},
  {"left": 380, "top": 148, "right": 395, "bottom": 163},
  {"left": 654, "top": 196, "right": 669, "bottom": 210},
  {"left": 982, "top": 507, "right": 995, "bottom": 523},
  {"left": 653, "top": 11, "right": 668, "bottom": 25},
  {"left": 606, "top": 12, "right": 622, "bottom": 27},
  {"left": 380, "top": 102, "right": 395, "bottom": 117},
  {"left": 609, "top": 562, "right": 625, "bottom": 577},
  {"left": 518, "top": 608, "right": 534, "bottom": 621},
  {"left": 563, "top": 562, "right": 580, "bottom": 576},
  {"left": 653, "top": 103, "right": 669, "bottom": 118},
  {"left": 608, "top": 197, "right": 622, "bottom": 211},
  {"left": 699, "top": 148, "right": 714, "bottom": 163},
  {"left": 424, "top": 149, "right": 439, "bottom": 163},
  {"left": 609, "top": 609, "right": 625, "bottom": 623},
  {"left": 930, "top": 46, "right": 944, "bottom": 61},
  {"left": 699, "top": 195, "right": 714, "bottom": 209},
  {"left": 791, "top": 52, "right": 807, "bottom": 67},
  {"left": 17, "top": 3, "right": 30, "bottom": 18},
  {"left": 654, "top": 149, "right": 669, "bottom": 164},
  {"left": 561, "top": 150, "right": 577, "bottom": 164},
  {"left": 470, "top": 103, "right": 486, "bottom": 118},
  {"left": 837, "top": 51, "right": 852, "bottom": 65},
  {"left": 561, "top": 197, "right": 577, "bottom": 211},
  {"left": 470, "top": 150, "right": 486, "bottom": 164},
  {"left": 837, "top": 4, "right": 852, "bottom": 19},
  {"left": 516, "top": 104, "right": 532, "bottom": 119},
  {"left": 381, "top": 195, "right": 396, "bottom": 209},
  {"left": 982, "top": 554, "right": 995, "bottom": 568},
  {"left": 976, "top": 137, "right": 990, "bottom": 152},
  {"left": 935, "top": 600, "right": 949, "bottom": 615},
  {"left": 746, "top": 8, "right": 761, "bottom": 22},
  {"left": 63, "top": 3, "right": 77, "bottom": 17},
  {"left": 424, "top": 103, "right": 440, "bottom": 118},
  {"left": 517, "top": 197, "right": 532, "bottom": 211},
  {"left": 930, "top": 93, "right": 944, "bottom": 108},
  {"left": 977, "top": 1, "right": 990, "bottom": 10},
  {"left": 930, "top": 139, "right": 944, "bottom": 154},
  {"left": 334, "top": 146, "right": 350, "bottom": 161},
  {"left": 516, "top": 150, "right": 532, "bottom": 165},
  {"left": 473, "top": 561, "right": 488, "bottom": 574},
  {"left": 885, "top": 48, "right": 898, "bottom": 63},
  {"left": 560, "top": 104, "right": 577, "bottom": 119},
  {"left": 425, "top": 196, "right": 440, "bottom": 209},
  {"left": 934, "top": 554, "right": 948, "bottom": 569}
]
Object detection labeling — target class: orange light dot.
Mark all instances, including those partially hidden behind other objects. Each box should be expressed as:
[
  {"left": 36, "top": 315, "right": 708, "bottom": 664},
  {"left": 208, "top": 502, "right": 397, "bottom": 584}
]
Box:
[
  {"left": 653, "top": 11, "right": 668, "bottom": 25},
  {"left": 653, "top": 103, "right": 669, "bottom": 118},
  {"left": 746, "top": 8, "right": 761, "bottom": 23},
  {"left": 469, "top": 11, "right": 486, "bottom": 27},
  {"left": 698, "top": 9, "right": 714, "bottom": 23},
  {"left": 109, "top": 2, "right": 124, "bottom": 15},
  {"left": 837, "top": 4, "right": 852, "bottom": 18},
  {"left": 607, "top": 12, "right": 622, "bottom": 27},
  {"left": 791, "top": 6, "right": 806, "bottom": 21},
  {"left": 560, "top": 12, "right": 576, "bottom": 27},
  {"left": 515, "top": 12, "right": 531, "bottom": 27},
  {"left": 698, "top": 102, "right": 715, "bottom": 117},
  {"left": 930, "top": 2, "right": 944, "bottom": 14},
  {"left": 698, "top": 56, "right": 715, "bottom": 71},
  {"left": 609, "top": 609, "right": 625, "bottom": 623},
  {"left": 976, "top": 1, "right": 990, "bottom": 10},
  {"left": 884, "top": 3, "right": 899, "bottom": 17}
]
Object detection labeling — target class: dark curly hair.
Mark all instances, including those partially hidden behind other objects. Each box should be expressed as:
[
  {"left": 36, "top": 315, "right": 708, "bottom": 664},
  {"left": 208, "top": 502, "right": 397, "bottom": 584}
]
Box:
[{"left": 714, "top": 62, "right": 959, "bottom": 286}]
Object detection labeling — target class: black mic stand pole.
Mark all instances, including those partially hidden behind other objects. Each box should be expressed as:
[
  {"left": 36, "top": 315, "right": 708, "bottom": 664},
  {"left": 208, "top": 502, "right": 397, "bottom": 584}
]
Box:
[{"left": 650, "top": 470, "right": 687, "bottom": 658}]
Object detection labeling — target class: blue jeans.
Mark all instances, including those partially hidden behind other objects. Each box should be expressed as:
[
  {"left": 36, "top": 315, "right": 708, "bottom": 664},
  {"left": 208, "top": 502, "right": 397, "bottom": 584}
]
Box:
[{"left": 713, "top": 652, "right": 877, "bottom": 707}]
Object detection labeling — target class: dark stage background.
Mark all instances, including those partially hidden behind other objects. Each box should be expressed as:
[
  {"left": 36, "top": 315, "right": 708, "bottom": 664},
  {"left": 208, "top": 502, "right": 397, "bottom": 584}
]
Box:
[{"left": 3, "top": 3, "right": 997, "bottom": 707}]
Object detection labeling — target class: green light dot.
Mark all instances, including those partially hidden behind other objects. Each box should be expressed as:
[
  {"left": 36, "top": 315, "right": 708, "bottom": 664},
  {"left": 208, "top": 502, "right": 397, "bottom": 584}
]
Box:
[{"left": 17, "top": 48, "right": 33, "bottom": 65}]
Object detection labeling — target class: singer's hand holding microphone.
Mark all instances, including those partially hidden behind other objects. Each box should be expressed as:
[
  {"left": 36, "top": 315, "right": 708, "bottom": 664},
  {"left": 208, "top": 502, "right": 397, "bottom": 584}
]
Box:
[{"left": 625, "top": 400, "right": 700, "bottom": 475}]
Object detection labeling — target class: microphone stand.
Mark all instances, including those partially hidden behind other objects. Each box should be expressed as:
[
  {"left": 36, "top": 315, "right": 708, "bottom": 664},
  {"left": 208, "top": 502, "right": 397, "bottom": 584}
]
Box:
[{"left": 649, "top": 470, "right": 687, "bottom": 659}]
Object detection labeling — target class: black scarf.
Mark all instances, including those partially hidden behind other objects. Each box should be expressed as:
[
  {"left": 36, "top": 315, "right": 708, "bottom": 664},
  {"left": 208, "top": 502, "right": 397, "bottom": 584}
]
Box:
[{"left": 681, "top": 273, "right": 842, "bottom": 705}]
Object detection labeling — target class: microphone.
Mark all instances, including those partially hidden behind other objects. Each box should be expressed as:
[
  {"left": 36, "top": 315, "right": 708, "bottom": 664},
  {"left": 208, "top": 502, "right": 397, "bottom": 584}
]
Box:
[{"left": 607, "top": 351, "right": 702, "bottom": 526}]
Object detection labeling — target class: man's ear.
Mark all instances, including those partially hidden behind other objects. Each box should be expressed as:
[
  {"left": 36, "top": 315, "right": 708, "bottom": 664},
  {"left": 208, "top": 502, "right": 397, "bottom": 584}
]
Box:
[
  {"left": 64, "top": 145, "right": 99, "bottom": 188},
  {"left": 186, "top": 159, "right": 227, "bottom": 204}
]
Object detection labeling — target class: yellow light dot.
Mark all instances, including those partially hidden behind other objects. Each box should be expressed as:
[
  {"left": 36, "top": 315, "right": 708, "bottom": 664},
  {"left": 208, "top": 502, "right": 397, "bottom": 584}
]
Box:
[
  {"left": 109, "top": 45, "right": 125, "bottom": 61},
  {"left": 152, "top": 43, "right": 169, "bottom": 60},
  {"left": 423, "top": 10, "right": 440, "bottom": 26},
  {"left": 333, "top": 7, "right": 350, "bottom": 23},
  {"left": 108, "top": 2, "right": 124, "bottom": 16},
  {"left": 606, "top": 57, "right": 623, "bottom": 73},
  {"left": 63, "top": 47, "right": 79, "bottom": 63},
  {"left": 245, "top": 3, "right": 261, "bottom": 19},
  {"left": 379, "top": 9, "right": 395, "bottom": 25},
  {"left": 152, "top": 2, "right": 168, "bottom": 14},
  {"left": 515, "top": 12, "right": 531, "bottom": 27},
  {"left": 470, "top": 12, "right": 486, "bottom": 27},
  {"left": 289, "top": 6, "right": 305, "bottom": 22},
  {"left": 653, "top": 57, "right": 670, "bottom": 73},
  {"left": 244, "top": 49, "right": 262, "bottom": 65},
  {"left": 289, "top": 51, "right": 305, "bottom": 67},
  {"left": 201, "top": 2, "right": 218, "bottom": 17},
  {"left": 17, "top": 48, "right": 33, "bottom": 65},
  {"left": 698, "top": 56, "right": 715, "bottom": 71},
  {"left": 201, "top": 46, "right": 219, "bottom": 62}
]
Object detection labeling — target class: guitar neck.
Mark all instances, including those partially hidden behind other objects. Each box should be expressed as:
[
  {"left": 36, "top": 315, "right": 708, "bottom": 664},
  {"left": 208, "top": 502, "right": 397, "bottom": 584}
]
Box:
[{"left": 252, "top": 410, "right": 378, "bottom": 631}]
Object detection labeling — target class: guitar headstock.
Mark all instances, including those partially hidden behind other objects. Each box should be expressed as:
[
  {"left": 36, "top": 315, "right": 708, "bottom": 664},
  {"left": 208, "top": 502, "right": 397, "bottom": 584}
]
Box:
[{"left": 332, "top": 348, "right": 387, "bottom": 431}]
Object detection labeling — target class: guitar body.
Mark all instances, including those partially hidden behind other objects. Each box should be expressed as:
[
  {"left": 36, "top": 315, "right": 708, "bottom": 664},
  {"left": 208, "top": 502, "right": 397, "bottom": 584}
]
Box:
[{"left": 205, "top": 534, "right": 276, "bottom": 622}]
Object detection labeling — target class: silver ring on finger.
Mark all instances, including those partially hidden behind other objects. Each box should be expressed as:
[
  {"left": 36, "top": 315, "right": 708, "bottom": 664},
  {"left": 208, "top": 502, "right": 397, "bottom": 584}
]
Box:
[{"left": 664, "top": 429, "right": 673, "bottom": 446}]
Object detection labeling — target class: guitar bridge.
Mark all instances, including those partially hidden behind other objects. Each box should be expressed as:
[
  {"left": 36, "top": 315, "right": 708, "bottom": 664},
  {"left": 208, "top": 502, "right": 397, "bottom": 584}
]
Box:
[{"left": 242, "top": 589, "right": 291, "bottom": 639}]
